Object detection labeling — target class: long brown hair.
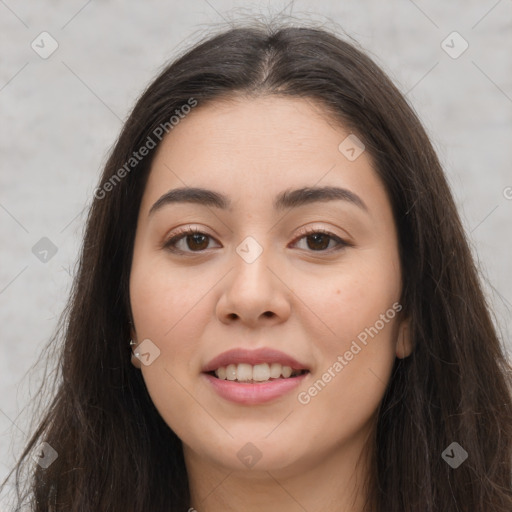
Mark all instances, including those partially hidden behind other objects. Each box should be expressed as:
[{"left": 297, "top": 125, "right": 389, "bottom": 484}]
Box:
[{"left": 3, "top": 18, "right": 511, "bottom": 511}]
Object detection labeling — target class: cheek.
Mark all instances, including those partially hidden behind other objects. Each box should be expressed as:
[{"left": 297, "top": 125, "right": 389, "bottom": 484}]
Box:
[
  {"left": 293, "top": 248, "right": 401, "bottom": 413},
  {"left": 297, "top": 250, "right": 401, "bottom": 348},
  {"left": 129, "top": 259, "right": 214, "bottom": 438},
  {"left": 130, "top": 256, "right": 213, "bottom": 340},
  {"left": 129, "top": 257, "right": 218, "bottom": 414},
  {"left": 292, "top": 247, "right": 401, "bottom": 411}
]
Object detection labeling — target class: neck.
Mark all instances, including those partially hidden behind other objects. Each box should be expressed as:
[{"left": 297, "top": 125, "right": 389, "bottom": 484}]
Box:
[{"left": 184, "top": 428, "right": 375, "bottom": 512}]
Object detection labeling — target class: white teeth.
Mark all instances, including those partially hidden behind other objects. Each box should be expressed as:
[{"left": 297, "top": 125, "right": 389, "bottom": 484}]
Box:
[
  {"left": 281, "top": 365, "right": 292, "bottom": 378},
  {"left": 252, "top": 363, "right": 270, "bottom": 381},
  {"left": 236, "top": 363, "right": 253, "bottom": 382},
  {"left": 269, "top": 362, "right": 281, "bottom": 378},
  {"left": 226, "top": 364, "right": 237, "bottom": 381},
  {"left": 213, "top": 362, "right": 302, "bottom": 382}
]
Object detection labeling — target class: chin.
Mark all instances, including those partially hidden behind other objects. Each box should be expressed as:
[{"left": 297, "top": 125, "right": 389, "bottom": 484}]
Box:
[{"left": 184, "top": 430, "right": 308, "bottom": 473}]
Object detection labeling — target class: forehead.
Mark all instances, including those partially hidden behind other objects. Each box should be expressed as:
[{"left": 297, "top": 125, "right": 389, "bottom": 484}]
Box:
[
  {"left": 140, "top": 95, "right": 389, "bottom": 217},
  {"left": 155, "top": 95, "right": 351, "bottom": 162}
]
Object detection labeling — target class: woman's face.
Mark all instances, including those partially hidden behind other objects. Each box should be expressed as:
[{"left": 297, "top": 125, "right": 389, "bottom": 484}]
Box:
[{"left": 129, "top": 96, "right": 411, "bottom": 475}]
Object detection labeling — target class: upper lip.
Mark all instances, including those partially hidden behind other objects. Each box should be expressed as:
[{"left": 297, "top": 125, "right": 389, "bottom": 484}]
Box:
[{"left": 202, "top": 347, "right": 309, "bottom": 373}]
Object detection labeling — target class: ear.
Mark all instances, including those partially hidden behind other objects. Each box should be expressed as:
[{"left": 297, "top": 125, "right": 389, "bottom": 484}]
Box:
[
  {"left": 396, "top": 317, "right": 413, "bottom": 359},
  {"left": 130, "top": 326, "right": 142, "bottom": 369}
]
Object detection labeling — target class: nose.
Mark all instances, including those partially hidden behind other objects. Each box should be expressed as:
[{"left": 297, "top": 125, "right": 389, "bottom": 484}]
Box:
[{"left": 215, "top": 245, "right": 291, "bottom": 328}]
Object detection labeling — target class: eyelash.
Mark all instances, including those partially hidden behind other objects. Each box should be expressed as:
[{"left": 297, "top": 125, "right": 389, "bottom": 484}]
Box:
[{"left": 162, "top": 226, "right": 351, "bottom": 255}]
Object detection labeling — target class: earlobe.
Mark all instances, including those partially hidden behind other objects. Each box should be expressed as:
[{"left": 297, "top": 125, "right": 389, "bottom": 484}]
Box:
[
  {"left": 131, "top": 351, "right": 142, "bottom": 369},
  {"left": 396, "top": 318, "right": 413, "bottom": 359},
  {"left": 129, "top": 337, "right": 142, "bottom": 369}
]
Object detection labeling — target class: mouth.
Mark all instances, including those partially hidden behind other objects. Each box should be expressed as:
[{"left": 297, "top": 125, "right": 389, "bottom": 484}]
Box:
[
  {"left": 202, "top": 348, "right": 310, "bottom": 404},
  {"left": 206, "top": 363, "right": 309, "bottom": 383}
]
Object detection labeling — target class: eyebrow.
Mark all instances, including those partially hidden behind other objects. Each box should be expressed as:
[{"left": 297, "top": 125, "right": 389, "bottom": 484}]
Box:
[{"left": 148, "top": 185, "right": 368, "bottom": 216}]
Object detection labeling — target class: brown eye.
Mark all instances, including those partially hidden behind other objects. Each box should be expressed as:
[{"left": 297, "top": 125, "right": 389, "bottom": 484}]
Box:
[
  {"left": 185, "top": 233, "right": 209, "bottom": 251},
  {"left": 163, "top": 228, "right": 220, "bottom": 254},
  {"left": 292, "top": 229, "right": 349, "bottom": 252},
  {"left": 305, "top": 233, "right": 331, "bottom": 251}
]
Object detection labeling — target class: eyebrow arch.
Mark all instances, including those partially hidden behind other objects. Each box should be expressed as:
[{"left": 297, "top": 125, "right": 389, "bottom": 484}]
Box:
[{"left": 148, "top": 185, "right": 368, "bottom": 216}]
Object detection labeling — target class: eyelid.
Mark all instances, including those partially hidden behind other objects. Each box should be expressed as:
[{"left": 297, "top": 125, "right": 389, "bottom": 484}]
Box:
[
  {"left": 162, "top": 225, "right": 221, "bottom": 253},
  {"left": 289, "top": 225, "right": 352, "bottom": 251}
]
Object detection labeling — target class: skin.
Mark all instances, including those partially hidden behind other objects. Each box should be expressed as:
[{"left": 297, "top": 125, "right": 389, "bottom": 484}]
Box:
[{"left": 129, "top": 95, "right": 413, "bottom": 512}]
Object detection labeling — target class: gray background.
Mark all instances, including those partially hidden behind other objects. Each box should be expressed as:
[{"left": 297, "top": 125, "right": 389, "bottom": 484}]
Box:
[{"left": 1, "top": 0, "right": 511, "bottom": 499}]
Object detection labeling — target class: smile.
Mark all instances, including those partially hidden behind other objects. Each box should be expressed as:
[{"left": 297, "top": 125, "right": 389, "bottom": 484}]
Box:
[
  {"left": 211, "top": 362, "right": 308, "bottom": 382},
  {"left": 202, "top": 348, "right": 310, "bottom": 404}
]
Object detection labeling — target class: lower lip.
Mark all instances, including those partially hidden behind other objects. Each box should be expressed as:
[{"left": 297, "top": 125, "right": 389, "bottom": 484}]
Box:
[{"left": 203, "top": 372, "right": 308, "bottom": 405}]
